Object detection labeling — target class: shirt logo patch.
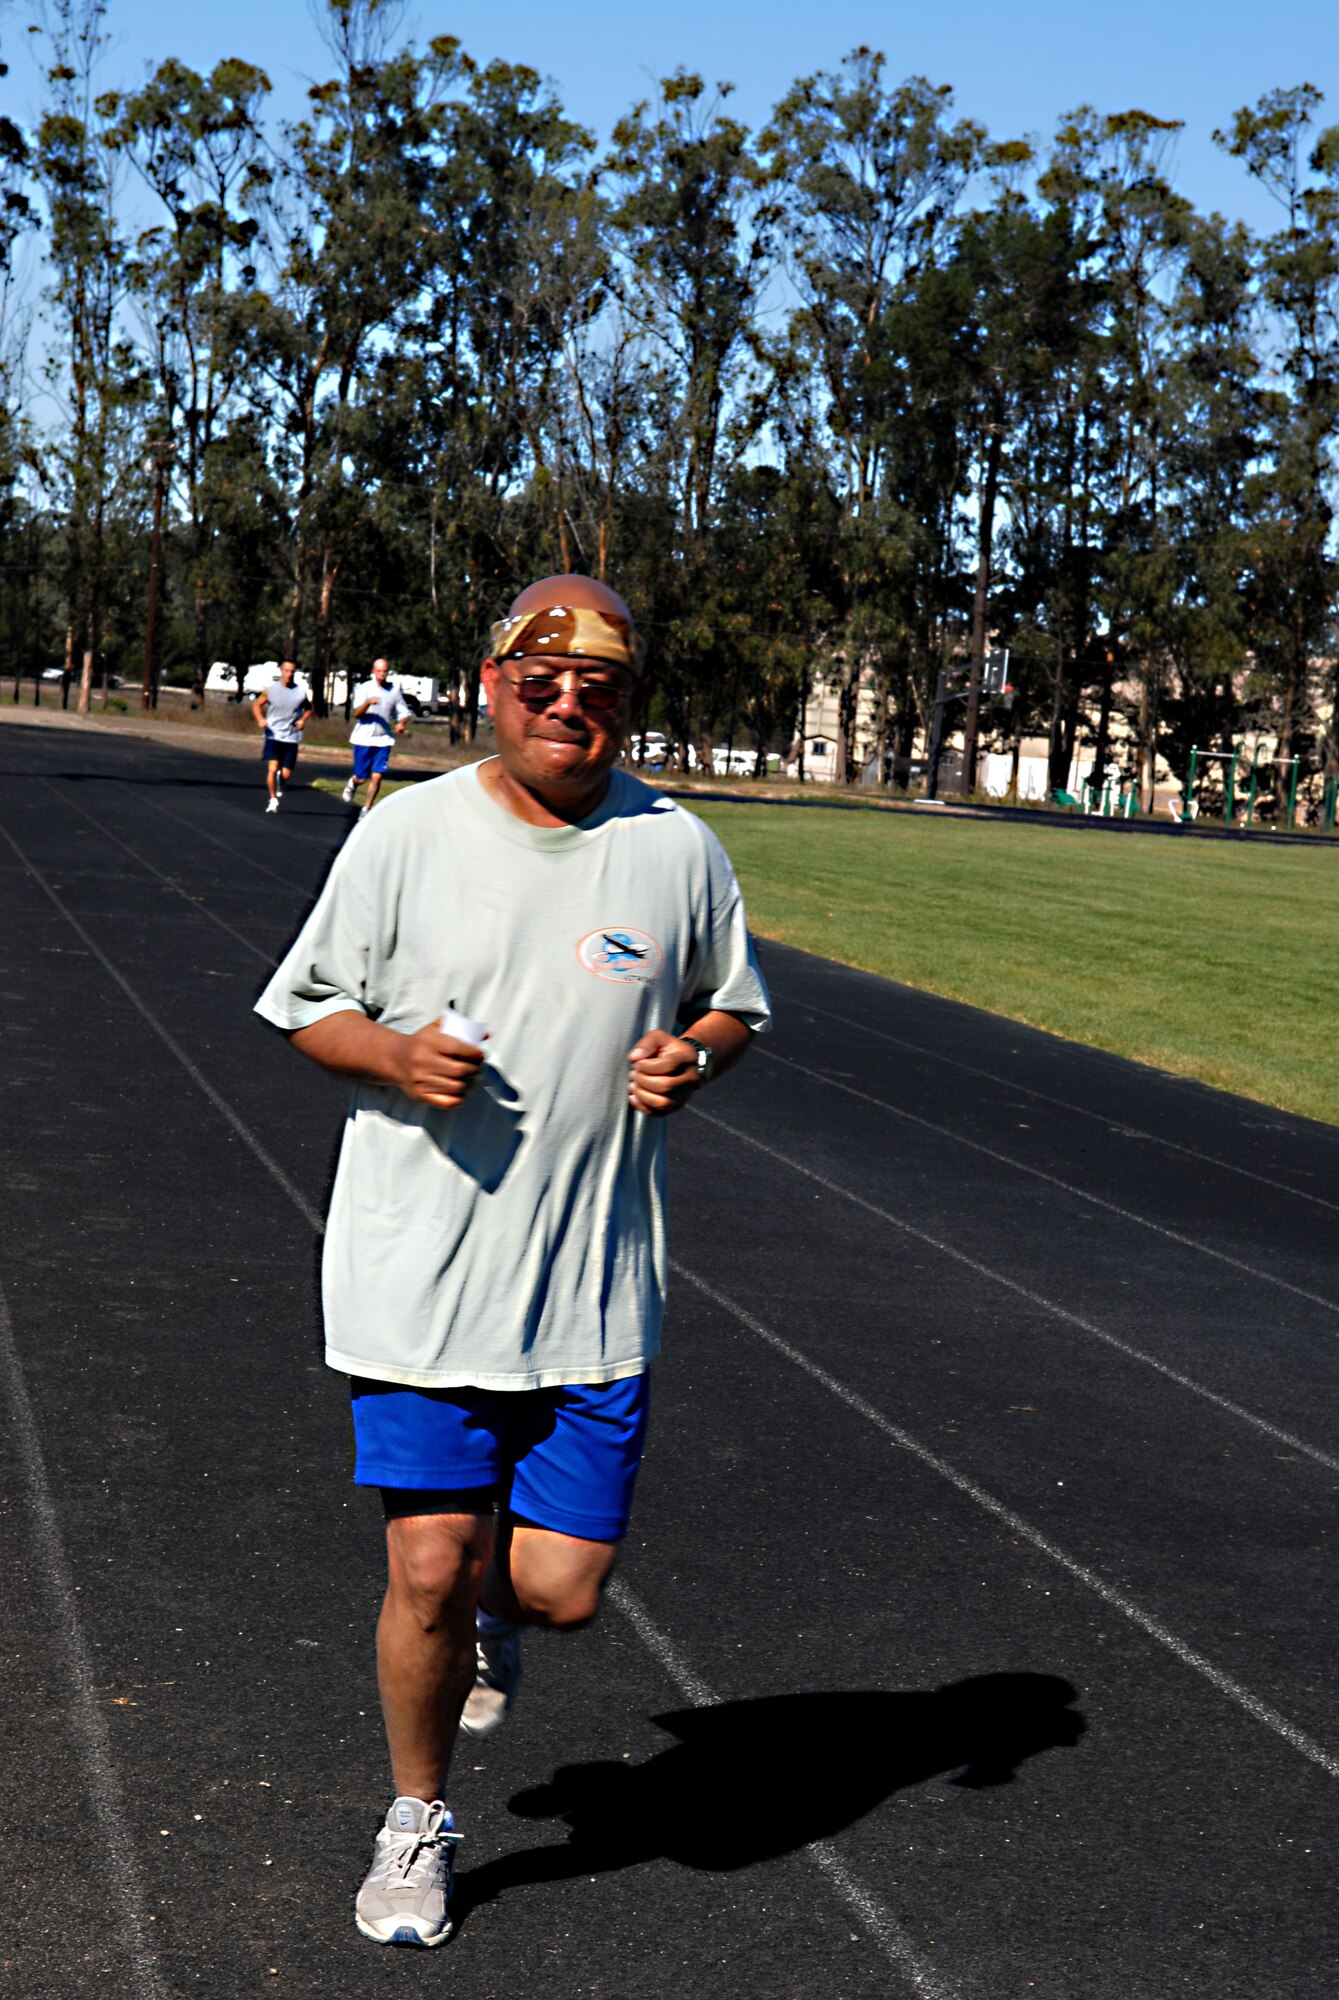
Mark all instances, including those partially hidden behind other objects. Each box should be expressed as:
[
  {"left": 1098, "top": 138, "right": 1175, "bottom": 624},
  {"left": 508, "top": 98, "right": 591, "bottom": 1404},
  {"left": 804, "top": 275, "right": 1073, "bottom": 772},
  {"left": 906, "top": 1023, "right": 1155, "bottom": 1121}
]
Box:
[{"left": 576, "top": 926, "right": 665, "bottom": 985}]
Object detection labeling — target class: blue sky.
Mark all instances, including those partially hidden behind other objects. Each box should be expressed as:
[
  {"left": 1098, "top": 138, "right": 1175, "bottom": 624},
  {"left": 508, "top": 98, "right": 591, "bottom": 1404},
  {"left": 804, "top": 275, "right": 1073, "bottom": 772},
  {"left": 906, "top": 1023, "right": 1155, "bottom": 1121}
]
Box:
[{"left": 7, "top": 0, "right": 1338, "bottom": 229}]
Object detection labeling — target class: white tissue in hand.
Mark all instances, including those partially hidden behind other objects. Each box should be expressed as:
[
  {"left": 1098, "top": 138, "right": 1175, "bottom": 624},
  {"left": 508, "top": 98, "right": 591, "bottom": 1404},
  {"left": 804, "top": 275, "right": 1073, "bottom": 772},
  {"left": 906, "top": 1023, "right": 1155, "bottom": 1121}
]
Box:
[{"left": 439, "top": 1005, "right": 488, "bottom": 1046}]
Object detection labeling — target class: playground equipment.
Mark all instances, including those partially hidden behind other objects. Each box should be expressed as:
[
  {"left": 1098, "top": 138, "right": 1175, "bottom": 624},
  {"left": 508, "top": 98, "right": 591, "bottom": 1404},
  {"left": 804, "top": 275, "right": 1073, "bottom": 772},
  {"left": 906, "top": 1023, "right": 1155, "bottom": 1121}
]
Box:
[
  {"left": 1081, "top": 762, "right": 1138, "bottom": 817},
  {"left": 1242, "top": 743, "right": 1299, "bottom": 828},
  {"left": 1184, "top": 744, "right": 1299, "bottom": 828},
  {"left": 1185, "top": 747, "right": 1240, "bottom": 821}
]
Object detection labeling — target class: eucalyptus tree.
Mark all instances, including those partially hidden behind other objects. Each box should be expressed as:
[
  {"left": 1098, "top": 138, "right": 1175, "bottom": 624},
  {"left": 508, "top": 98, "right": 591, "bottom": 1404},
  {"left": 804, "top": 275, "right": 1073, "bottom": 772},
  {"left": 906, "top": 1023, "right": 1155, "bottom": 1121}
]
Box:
[
  {"left": 108, "top": 56, "right": 271, "bottom": 699},
  {"left": 31, "top": 0, "right": 127, "bottom": 711},
  {"left": 1153, "top": 209, "right": 1261, "bottom": 791},
  {"left": 602, "top": 70, "right": 778, "bottom": 757},
  {"left": 0, "top": 5, "right": 35, "bottom": 690},
  {"left": 1041, "top": 108, "right": 1192, "bottom": 804},
  {"left": 951, "top": 178, "right": 1099, "bottom": 785},
  {"left": 762, "top": 52, "right": 980, "bottom": 777},
  {"left": 1216, "top": 85, "right": 1339, "bottom": 791},
  {"left": 238, "top": 23, "right": 462, "bottom": 706}
]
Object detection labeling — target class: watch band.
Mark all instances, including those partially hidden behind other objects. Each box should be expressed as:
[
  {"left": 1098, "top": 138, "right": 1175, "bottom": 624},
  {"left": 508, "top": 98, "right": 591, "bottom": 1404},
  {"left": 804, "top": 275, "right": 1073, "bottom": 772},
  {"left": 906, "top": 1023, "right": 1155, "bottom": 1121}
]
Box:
[{"left": 682, "top": 1036, "right": 716, "bottom": 1086}]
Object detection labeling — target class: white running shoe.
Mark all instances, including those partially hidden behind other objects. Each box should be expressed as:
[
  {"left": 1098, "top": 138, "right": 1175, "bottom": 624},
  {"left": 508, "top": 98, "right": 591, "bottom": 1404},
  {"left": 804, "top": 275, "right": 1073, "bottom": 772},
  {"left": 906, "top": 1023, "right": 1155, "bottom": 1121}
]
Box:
[
  {"left": 355, "top": 1797, "right": 461, "bottom": 1948},
  {"left": 265, "top": 796, "right": 279, "bottom": 813},
  {"left": 341, "top": 778, "right": 357, "bottom": 804},
  {"left": 459, "top": 1628, "right": 523, "bottom": 1739},
  {"left": 358, "top": 805, "right": 370, "bottom": 819}
]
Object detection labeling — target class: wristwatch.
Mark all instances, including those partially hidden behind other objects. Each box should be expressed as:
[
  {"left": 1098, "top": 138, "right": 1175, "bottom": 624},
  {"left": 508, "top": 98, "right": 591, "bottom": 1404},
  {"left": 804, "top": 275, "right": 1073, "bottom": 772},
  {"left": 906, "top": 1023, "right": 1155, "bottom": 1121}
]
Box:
[{"left": 682, "top": 1036, "right": 716, "bottom": 1086}]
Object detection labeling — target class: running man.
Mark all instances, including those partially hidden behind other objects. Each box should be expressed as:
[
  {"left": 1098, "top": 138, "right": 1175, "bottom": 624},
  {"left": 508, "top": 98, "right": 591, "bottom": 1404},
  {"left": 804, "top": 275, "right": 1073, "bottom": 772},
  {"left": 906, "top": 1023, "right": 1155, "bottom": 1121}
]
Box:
[
  {"left": 342, "top": 657, "right": 412, "bottom": 817},
  {"left": 252, "top": 659, "right": 310, "bottom": 813},
  {"left": 255, "top": 574, "right": 770, "bottom": 1948}
]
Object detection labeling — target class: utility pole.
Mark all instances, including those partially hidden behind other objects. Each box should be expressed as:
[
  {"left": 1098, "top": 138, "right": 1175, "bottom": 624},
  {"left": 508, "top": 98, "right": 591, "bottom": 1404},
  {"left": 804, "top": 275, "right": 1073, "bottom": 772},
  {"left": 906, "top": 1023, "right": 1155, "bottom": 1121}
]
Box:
[{"left": 141, "top": 439, "right": 171, "bottom": 713}]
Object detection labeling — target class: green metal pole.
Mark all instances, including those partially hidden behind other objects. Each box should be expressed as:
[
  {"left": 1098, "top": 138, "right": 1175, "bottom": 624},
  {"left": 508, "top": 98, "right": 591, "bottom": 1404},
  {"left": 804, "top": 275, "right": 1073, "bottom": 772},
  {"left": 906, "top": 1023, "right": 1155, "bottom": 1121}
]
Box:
[
  {"left": 1226, "top": 749, "right": 1236, "bottom": 824},
  {"left": 1188, "top": 748, "right": 1199, "bottom": 821},
  {"left": 1244, "top": 743, "right": 1261, "bottom": 829},
  {"left": 1286, "top": 758, "right": 1298, "bottom": 830}
]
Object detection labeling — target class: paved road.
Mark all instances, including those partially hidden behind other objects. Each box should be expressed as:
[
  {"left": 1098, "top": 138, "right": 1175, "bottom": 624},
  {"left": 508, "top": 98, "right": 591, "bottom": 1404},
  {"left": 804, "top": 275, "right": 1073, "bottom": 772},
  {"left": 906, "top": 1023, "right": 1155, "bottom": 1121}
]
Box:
[{"left": 1, "top": 716, "right": 1335, "bottom": 1999}]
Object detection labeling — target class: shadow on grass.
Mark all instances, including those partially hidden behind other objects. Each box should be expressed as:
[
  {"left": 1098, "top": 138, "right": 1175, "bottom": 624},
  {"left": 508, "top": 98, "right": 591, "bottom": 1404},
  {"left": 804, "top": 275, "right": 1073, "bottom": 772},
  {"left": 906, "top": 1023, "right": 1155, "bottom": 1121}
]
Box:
[{"left": 454, "top": 1672, "right": 1083, "bottom": 1924}]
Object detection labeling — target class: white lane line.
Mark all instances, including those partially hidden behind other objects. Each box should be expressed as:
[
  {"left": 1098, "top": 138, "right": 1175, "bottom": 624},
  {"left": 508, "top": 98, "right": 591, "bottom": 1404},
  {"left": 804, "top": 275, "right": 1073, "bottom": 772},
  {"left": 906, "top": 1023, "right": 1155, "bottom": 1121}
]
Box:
[
  {"left": 769, "top": 983, "right": 1339, "bottom": 1214},
  {"left": 667, "top": 1259, "right": 1339, "bottom": 1785},
  {"left": 0, "top": 1274, "right": 168, "bottom": 2000},
  {"left": 0, "top": 819, "right": 324, "bottom": 1233},
  {"left": 41, "top": 778, "right": 274, "bottom": 964},
  {"left": 688, "top": 1107, "right": 1339, "bottom": 1476},
  {"left": 4, "top": 818, "right": 944, "bottom": 1998},
  {"left": 607, "top": 1578, "right": 956, "bottom": 2000},
  {"left": 754, "top": 1045, "right": 1339, "bottom": 1320}
]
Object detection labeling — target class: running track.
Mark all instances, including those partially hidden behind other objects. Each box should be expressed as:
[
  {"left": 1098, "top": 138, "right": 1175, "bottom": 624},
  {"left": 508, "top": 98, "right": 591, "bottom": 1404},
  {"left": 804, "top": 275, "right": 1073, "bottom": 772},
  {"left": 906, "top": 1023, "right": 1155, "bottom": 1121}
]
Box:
[{"left": 1, "top": 715, "right": 1335, "bottom": 1999}]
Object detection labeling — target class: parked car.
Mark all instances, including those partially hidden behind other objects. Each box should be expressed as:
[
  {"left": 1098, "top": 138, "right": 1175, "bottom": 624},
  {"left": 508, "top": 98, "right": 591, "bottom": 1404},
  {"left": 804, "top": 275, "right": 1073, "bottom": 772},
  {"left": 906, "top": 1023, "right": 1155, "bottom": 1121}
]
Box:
[
  {"left": 713, "top": 746, "right": 760, "bottom": 776},
  {"left": 40, "top": 667, "right": 122, "bottom": 687}
]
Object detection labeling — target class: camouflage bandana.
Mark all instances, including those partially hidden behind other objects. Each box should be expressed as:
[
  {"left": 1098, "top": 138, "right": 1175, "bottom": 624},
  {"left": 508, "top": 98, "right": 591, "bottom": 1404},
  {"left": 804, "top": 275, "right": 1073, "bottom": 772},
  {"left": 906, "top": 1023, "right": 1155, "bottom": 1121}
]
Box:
[{"left": 488, "top": 601, "right": 644, "bottom": 674}]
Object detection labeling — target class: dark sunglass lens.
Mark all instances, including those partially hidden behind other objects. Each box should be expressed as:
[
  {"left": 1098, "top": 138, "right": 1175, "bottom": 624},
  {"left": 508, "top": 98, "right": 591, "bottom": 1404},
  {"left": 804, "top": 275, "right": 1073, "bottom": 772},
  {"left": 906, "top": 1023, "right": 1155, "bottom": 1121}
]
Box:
[{"left": 513, "top": 674, "right": 624, "bottom": 712}]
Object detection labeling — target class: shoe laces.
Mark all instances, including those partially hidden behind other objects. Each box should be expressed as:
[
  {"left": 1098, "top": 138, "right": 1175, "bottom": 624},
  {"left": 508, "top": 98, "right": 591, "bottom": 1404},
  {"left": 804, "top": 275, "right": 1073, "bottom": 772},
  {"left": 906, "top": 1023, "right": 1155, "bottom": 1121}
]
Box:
[{"left": 379, "top": 1802, "right": 460, "bottom": 1889}]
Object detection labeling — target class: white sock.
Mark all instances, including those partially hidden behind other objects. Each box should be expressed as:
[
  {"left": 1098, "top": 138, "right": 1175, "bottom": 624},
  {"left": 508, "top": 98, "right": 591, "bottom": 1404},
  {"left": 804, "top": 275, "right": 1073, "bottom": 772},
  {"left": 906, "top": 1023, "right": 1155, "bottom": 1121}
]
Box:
[{"left": 476, "top": 1606, "right": 521, "bottom": 1639}]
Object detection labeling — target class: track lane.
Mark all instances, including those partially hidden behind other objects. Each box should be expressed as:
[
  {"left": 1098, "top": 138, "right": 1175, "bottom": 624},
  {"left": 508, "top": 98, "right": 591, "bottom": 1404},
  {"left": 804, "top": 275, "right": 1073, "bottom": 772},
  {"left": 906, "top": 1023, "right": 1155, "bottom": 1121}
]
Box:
[{"left": 3, "top": 723, "right": 1338, "bottom": 1996}]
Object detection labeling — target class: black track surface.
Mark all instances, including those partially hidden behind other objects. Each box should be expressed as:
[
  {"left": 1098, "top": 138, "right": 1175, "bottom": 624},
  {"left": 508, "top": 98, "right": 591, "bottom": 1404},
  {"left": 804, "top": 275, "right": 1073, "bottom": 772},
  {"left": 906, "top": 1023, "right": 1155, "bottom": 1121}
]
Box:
[{"left": 1, "top": 715, "right": 1335, "bottom": 2000}]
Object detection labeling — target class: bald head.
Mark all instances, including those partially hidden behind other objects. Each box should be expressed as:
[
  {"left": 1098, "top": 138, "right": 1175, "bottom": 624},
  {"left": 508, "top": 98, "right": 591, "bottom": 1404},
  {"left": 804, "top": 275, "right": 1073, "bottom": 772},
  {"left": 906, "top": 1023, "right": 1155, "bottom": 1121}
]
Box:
[{"left": 507, "top": 574, "right": 633, "bottom": 625}]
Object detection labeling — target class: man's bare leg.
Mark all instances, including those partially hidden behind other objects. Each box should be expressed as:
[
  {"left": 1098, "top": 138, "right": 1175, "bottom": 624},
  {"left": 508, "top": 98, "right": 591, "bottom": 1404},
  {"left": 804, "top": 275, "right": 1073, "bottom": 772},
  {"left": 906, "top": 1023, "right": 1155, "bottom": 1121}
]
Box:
[
  {"left": 483, "top": 1519, "right": 618, "bottom": 1629},
  {"left": 377, "top": 1509, "right": 495, "bottom": 1801}
]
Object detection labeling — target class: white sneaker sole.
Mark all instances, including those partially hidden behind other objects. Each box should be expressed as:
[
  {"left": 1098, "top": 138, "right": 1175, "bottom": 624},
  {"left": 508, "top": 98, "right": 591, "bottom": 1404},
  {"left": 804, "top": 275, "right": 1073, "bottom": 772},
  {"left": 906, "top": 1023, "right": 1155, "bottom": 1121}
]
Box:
[{"left": 355, "top": 1911, "right": 453, "bottom": 1948}]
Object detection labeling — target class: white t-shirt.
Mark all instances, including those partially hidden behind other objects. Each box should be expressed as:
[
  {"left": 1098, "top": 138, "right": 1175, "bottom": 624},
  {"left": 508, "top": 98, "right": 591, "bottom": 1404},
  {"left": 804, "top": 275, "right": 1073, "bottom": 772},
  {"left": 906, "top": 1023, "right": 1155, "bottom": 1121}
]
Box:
[
  {"left": 263, "top": 677, "right": 308, "bottom": 743},
  {"left": 254, "top": 764, "right": 771, "bottom": 1389},
  {"left": 350, "top": 678, "right": 412, "bottom": 745}
]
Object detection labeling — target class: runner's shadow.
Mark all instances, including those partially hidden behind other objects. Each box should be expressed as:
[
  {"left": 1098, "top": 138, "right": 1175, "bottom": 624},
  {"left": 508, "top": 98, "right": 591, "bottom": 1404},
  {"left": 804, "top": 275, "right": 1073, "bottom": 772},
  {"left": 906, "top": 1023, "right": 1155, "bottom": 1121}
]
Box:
[{"left": 454, "top": 1674, "right": 1083, "bottom": 1921}]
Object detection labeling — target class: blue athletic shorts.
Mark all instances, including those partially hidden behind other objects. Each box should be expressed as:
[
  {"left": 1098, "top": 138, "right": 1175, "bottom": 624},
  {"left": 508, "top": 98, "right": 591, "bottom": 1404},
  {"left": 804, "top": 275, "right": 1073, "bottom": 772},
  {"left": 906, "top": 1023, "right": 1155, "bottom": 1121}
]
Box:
[
  {"left": 352, "top": 742, "right": 392, "bottom": 779},
  {"left": 349, "top": 1373, "right": 650, "bottom": 1542},
  {"left": 262, "top": 732, "right": 299, "bottom": 772}
]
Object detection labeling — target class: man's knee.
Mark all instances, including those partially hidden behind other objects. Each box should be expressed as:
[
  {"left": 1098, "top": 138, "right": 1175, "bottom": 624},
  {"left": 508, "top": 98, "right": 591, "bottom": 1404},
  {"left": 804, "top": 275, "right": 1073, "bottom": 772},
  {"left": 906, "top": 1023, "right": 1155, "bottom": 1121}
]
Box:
[
  {"left": 508, "top": 1534, "right": 616, "bottom": 1630},
  {"left": 386, "top": 1513, "right": 489, "bottom": 1625},
  {"left": 525, "top": 1582, "right": 603, "bottom": 1631}
]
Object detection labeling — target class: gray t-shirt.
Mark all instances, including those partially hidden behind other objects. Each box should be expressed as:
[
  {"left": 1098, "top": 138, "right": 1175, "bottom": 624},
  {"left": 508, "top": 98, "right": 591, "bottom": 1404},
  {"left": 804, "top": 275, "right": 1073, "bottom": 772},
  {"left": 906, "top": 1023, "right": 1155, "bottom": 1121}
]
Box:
[
  {"left": 254, "top": 764, "right": 771, "bottom": 1389},
  {"left": 263, "top": 678, "right": 308, "bottom": 742}
]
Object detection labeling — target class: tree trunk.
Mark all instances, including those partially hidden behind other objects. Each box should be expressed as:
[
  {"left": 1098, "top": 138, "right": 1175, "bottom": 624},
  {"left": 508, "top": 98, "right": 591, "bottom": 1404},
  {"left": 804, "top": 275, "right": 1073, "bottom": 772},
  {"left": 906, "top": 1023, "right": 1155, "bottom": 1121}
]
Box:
[
  {"left": 193, "top": 572, "right": 208, "bottom": 710},
  {"left": 78, "top": 607, "right": 95, "bottom": 717},
  {"left": 962, "top": 416, "right": 1004, "bottom": 790},
  {"left": 1089, "top": 656, "right": 1115, "bottom": 805},
  {"left": 1047, "top": 638, "right": 1069, "bottom": 792},
  {"left": 287, "top": 539, "right": 307, "bottom": 663},
  {"left": 1135, "top": 658, "right": 1160, "bottom": 811},
  {"left": 310, "top": 541, "right": 341, "bottom": 719}
]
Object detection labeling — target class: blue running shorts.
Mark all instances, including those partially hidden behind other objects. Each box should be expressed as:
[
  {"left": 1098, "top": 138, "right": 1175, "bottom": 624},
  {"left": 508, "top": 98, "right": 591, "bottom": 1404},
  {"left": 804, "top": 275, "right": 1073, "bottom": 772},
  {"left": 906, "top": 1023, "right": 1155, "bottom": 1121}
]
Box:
[
  {"left": 262, "top": 732, "right": 300, "bottom": 772},
  {"left": 351, "top": 742, "right": 392, "bottom": 779},
  {"left": 349, "top": 1373, "right": 650, "bottom": 1543}
]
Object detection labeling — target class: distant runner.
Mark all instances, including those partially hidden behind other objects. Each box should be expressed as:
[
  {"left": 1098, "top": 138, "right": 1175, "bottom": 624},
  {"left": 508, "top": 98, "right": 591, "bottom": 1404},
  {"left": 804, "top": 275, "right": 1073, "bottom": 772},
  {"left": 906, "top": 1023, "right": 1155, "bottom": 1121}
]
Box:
[
  {"left": 252, "top": 659, "right": 310, "bottom": 814},
  {"left": 342, "top": 658, "right": 412, "bottom": 818},
  {"left": 256, "top": 574, "right": 771, "bottom": 1949}
]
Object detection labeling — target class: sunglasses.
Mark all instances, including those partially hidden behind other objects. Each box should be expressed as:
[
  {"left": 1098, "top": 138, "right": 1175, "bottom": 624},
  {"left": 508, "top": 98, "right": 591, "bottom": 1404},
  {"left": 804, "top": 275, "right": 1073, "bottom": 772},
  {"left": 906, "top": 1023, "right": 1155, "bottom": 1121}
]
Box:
[{"left": 501, "top": 667, "right": 632, "bottom": 715}]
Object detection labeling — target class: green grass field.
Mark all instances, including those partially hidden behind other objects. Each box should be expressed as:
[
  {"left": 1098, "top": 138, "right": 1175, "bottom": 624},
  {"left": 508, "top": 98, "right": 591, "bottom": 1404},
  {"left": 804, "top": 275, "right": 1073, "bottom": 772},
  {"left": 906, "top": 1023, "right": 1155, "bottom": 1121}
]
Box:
[{"left": 687, "top": 804, "right": 1339, "bottom": 1127}]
